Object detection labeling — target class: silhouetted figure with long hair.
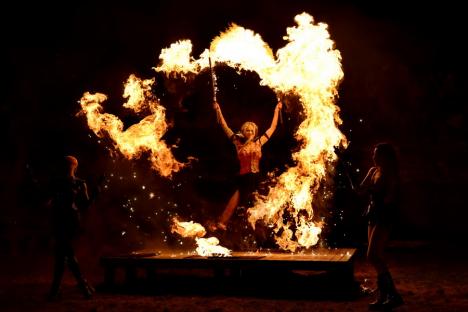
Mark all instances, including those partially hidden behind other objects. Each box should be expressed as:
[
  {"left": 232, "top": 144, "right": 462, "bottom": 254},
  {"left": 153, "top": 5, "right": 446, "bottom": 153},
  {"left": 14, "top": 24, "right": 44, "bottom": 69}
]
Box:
[
  {"left": 359, "top": 143, "right": 403, "bottom": 310},
  {"left": 210, "top": 100, "right": 282, "bottom": 231},
  {"left": 47, "top": 155, "right": 94, "bottom": 300}
]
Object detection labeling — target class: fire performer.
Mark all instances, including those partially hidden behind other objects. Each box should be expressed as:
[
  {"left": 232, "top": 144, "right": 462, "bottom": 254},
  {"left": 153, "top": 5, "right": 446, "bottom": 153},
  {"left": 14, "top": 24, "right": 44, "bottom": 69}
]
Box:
[
  {"left": 47, "top": 155, "right": 94, "bottom": 300},
  {"left": 209, "top": 100, "right": 282, "bottom": 231},
  {"left": 359, "top": 143, "right": 404, "bottom": 310}
]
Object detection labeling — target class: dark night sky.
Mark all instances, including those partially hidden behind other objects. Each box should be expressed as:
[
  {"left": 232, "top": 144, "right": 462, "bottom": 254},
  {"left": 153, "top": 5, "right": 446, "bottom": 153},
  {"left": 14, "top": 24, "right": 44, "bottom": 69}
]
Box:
[{"left": 2, "top": 0, "right": 467, "bottom": 251}]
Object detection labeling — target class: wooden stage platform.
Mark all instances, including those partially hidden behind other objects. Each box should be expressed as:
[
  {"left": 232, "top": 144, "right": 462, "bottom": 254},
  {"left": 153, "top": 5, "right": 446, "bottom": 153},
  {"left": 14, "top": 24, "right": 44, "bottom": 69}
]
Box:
[{"left": 100, "top": 248, "right": 357, "bottom": 292}]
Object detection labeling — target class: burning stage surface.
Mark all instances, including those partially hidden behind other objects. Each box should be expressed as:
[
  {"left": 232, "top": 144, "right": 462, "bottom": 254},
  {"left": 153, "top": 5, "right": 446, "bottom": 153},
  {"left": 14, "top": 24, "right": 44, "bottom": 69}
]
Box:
[{"left": 100, "top": 248, "right": 357, "bottom": 295}]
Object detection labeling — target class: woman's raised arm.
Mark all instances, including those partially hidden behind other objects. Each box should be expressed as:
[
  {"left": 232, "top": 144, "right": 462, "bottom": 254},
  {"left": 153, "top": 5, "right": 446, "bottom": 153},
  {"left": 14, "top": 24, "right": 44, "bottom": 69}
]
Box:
[
  {"left": 260, "top": 101, "right": 282, "bottom": 145},
  {"left": 213, "top": 102, "right": 234, "bottom": 139},
  {"left": 356, "top": 166, "right": 377, "bottom": 195}
]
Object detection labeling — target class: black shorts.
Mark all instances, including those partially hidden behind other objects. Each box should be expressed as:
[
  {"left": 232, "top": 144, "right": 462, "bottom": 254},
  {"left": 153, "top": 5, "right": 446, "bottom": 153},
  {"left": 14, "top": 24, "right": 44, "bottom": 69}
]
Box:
[{"left": 235, "top": 172, "right": 260, "bottom": 208}]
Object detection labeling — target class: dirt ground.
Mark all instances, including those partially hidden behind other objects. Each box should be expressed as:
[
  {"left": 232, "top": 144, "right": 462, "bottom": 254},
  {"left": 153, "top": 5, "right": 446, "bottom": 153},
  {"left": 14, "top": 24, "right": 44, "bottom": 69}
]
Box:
[{"left": 1, "top": 240, "right": 467, "bottom": 312}]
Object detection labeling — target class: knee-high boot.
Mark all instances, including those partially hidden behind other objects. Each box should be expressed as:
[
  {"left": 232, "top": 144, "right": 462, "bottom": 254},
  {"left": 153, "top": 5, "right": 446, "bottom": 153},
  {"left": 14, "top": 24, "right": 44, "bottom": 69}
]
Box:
[
  {"left": 48, "top": 252, "right": 66, "bottom": 301},
  {"left": 381, "top": 271, "right": 404, "bottom": 309},
  {"left": 68, "top": 256, "right": 94, "bottom": 299},
  {"left": 368, "top": 273, "right": 387, "bottom": 310}
]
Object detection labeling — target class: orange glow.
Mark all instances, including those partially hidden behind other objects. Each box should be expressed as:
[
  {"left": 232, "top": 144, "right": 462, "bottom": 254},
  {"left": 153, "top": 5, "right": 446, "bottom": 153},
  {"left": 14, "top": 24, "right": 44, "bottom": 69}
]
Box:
[
  {"left": 79, "top": 75, "right": 188, "bottom": 177},
  {"left": 170, "top": 217, "right": 206, "bottom": 238}
]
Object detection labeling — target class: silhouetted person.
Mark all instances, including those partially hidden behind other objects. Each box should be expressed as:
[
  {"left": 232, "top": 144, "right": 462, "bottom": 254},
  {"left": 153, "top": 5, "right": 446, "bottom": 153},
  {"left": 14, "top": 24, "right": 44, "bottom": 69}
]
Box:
[
  {"left": 209, "top": 100, "right": 282, "bottom": 231},
  {"left": 359, "top": 143, "right": 403, "bottom": 310},
  {"left": 47, "top": 155, "right": 94, "bottom": 300}
]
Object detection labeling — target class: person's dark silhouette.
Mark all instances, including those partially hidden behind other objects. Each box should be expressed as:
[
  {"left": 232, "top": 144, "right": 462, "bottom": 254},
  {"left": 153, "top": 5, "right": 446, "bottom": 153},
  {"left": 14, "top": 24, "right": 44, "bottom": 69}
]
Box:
[
  {"left": 47, "top": 155, "right": 94, "bottom": 300},
  {"left": 359, "top": 143, "right": 404, "bottom": 310}
]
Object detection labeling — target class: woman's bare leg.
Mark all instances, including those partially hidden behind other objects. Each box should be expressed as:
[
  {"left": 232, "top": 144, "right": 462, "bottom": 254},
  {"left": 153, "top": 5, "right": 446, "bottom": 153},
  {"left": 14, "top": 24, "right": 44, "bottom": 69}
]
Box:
[
  {"left": 218, "top": 190, "right": 240, "bottom": 229},
  {"left": 368, "top": 224, "right": 403, "bottom": 309},
  {"left": 367, "top": 224, "right": 390, "bottom": 274}
]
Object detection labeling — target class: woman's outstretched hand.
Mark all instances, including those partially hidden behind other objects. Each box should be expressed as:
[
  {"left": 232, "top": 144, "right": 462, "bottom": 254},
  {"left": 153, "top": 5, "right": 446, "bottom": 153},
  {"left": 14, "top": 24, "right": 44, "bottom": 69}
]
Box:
[
  {"left": 276, "top": 101, "right": 283, "bottom": 111},
  {"left": 213, "top": 102, "right": 220, "bottom": 110}
]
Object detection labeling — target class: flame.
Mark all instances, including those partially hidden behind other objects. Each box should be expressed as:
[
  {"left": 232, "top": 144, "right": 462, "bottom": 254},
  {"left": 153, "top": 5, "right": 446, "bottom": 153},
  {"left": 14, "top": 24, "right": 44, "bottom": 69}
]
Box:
[
  {"left": 79, "top": 74, "right": 187, "bottom": 177},
  {"left": 171, "top": 218, "right": 231, "bottom": 257},
  {"left": 195, "top": 237, "right": 232, "bottom": 257},
  {"left": 155, "top": 40, "right": 200, "bottom": 76},
  {"left": 156, "top": 12, "right": 347, "bottom": 251},
  {"left": 170, "top": 217, "right": 206, "bottom": 238},
  {"left": 122, "top": 74, "right": 155, "bottom": 113}
]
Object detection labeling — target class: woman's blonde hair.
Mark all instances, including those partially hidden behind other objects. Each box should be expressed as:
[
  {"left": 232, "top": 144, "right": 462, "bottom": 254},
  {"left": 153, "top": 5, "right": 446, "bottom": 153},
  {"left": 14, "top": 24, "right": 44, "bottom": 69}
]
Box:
[{"left": 240, "top": 121, "right": 258, "bottom": 137}]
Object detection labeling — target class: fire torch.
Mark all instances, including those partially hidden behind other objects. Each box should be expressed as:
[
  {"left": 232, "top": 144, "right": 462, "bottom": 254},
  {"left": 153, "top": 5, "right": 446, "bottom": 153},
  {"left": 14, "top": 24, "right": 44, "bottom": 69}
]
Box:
[
  {"left": 209, "top": 54, "right": 217, "bottom": 106},
  {"left": 276, "top": 92, "right": 286, "bottom": 125}
]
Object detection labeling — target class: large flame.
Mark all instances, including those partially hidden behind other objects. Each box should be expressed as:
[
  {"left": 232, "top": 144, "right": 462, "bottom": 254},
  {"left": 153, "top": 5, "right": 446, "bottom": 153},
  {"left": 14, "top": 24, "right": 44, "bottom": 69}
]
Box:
[
  {"left": 156, "top": 13, "right": 347, "bottom": 251},
  {"left": 80, "top": 12, "right": 346, "bottom": 252},
  {"left": 79, "top": 74, "right": 187, "bottom": 177},
  {"left": 171, "top": 218, "right": 231, "bottom": 257}
]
